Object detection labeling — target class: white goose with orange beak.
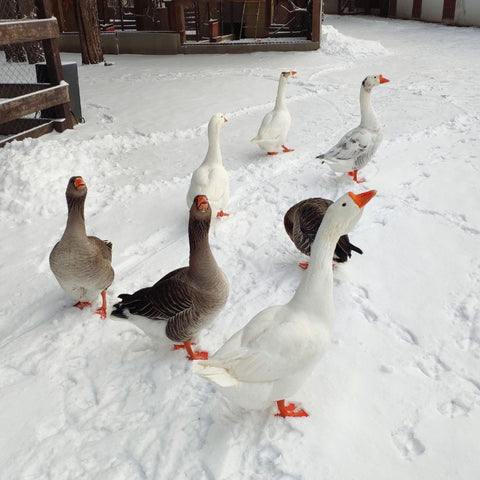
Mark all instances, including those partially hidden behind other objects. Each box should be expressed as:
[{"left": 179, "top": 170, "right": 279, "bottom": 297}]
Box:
[
  {"left": 193, "top": 190, "right": 376, "bottom": 417},
  {"left": 317, "top": 74, "right": 390, "bottom": 183},
  {"left": 251, "top": 70, "right": 296, "bottom": 155},
  {"left": 187, "top": 113, "right": 230, "bottom": 218}
]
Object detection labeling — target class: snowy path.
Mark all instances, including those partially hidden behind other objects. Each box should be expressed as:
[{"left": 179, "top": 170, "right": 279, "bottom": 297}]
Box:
[{"left": 1, "top": 15, "right": 480, "bottom": 480}]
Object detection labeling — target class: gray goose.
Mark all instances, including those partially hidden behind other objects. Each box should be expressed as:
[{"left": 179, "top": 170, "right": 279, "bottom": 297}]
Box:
[
  {"left": 316, "top": 74, "right": 390, "bottom": 183},
  {"left": 49, "top": 176, "right": 114, "bottom": 318},
  {"left": 284, "top": 197, "right": 363, "bottom": 269},
  {"left": 111, "top": 195, "right": 229, "bottom": 360}
]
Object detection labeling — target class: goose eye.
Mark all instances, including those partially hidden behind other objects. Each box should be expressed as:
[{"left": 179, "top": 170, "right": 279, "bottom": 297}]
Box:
[{"left": 342, "top": 202, "right": 347, "bottom": 207}]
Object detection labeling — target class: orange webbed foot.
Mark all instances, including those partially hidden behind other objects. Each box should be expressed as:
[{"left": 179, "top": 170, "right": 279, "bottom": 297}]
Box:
[
  {"left": 174, "top": 341, "right": 209, "bottom": 361},
  {"left": 73, "top": 301, "right": 91, "bottom": 310},
  {"left": 282, "top": 145, "right": 294, "bottom": 153},
  {"left": 267, "top": 151, "right": 278, "bottom": 155},
  {"left": 217, "top": 210, "right": 230, "bottom": 218},
  {"left": 95, "top": 306, "right": 107, "bottom": 319},
  {"left": 95, "top": 290, "right": 108, "bottom": 319},
  {"left": 348, "top": 170, "right": 365, "bottom": 183},
  {"left": 275, "top": 400, "right": 309, "bottom": 418},
  {"left": 299, "top": 262, "right": 309, "bottom": 270}
]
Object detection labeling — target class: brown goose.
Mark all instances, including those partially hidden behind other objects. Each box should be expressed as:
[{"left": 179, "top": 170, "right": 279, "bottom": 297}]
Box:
[
  {"left": 49, "top": 176, "right": 114, "bottom": 318},
  {"left": 284, "top": 197, "right": 363, "bottom": 269},
  {"left": 111, "top": 195, "right": 229, "bottom": 360}
]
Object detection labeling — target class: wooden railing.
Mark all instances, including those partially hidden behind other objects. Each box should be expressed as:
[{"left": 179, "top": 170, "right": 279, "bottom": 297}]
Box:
[{"left": 0, "top": 0, "right": 74, "bottom": 147}]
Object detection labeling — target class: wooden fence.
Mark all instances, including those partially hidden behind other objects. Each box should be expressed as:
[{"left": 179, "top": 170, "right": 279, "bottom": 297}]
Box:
[{"left": 0, "top": 0, "right": 74, "bottom": 148}]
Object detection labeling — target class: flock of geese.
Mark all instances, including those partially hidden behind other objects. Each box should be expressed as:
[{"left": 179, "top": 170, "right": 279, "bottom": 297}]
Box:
[{"left": 49, "top": 72, "right": 389, "bottom": 418}]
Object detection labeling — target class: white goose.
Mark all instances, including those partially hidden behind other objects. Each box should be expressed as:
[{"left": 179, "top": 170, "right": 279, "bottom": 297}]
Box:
[
  {"left": 187, "top": 113, "right": 229, "bottom": 218},
  {"left": 193, "top": 189, "right": 377, "bottom": 417},
  {"left": 251, "top": 71, "right": 296, "bottom": 155},
  {"left": 317, "top": 74, "right": 389, "bottom": 183}
]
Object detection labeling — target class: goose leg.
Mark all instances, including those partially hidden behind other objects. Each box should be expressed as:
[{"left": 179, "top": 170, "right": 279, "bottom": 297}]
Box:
[
  {"left": 73, "top": 301, "right": 91, "bottom": 310},
  {"left": 174, "top": 341, "right": 209, "bottom": 361},
  {"left": 267, "top": 151, "right": 278, "bottom": 155},
  {"left": 94, "top": 290, "right": 108, "bottom": 319},
  {"left": 298, "top": 262, "right": 309, "bottom": 269},
  {"left": 275, "top": 399, "right": 308, "bottom": 418},
  {"left": 281, "top": 145, "right": 294, "bottom": 153},
  {"left": 348, "top": 170, "right": 364, "bottom": 183},
  {"left": 216, "top": 210, "right": 230, "bottom": 218}
]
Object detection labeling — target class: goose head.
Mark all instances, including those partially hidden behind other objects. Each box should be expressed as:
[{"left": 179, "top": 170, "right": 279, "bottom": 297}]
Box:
[
  {"left": 66, "top": 176, "right": 87, "bottom": 199},
  {"left": 280, "top": 70, "right": 297, "bottom": 82},
  {"left": 191, "top": 194, "right": 212, "bottom": 218},
  {"left": 323, "top": 190, "right": 377, "bottom": 236},
  {"left": 189, "top": 195, "right": 212, "bottom": 243},
  {"left": 209, "top": 113, "right": 228, "bottom": 133},
  {"left": 361, "top": 74, "right": 389, "bottom": 93}
]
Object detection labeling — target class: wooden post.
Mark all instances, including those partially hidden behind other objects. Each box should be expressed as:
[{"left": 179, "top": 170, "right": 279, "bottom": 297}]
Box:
[
  {"left": 73, "top": 0, "right": 104, "bottom": 64},
  {"left": 311, "top": 0, "right": 321, "bottom": 43},
  {"left": 35, "top": 0, "right": 74, "bottom": 130}
]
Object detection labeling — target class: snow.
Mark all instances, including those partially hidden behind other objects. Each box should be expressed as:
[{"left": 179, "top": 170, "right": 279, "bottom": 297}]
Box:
[{"left": 1, "top": 14, "right": 480, "bottom": 479}]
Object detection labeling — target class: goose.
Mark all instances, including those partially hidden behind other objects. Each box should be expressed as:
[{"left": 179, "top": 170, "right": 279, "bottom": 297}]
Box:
[
  {"left": 284, "top": 197, "right": 363, "bottom": 269},
  {"left": 317, "top": 74, "right": 389, "bottom": 183},
  {"left": 49, "top": 176, "right": 114, "bottom": 319},
  {"left": 111, "top": 195, "right": 229, "bottom": 360},
  {"left": 251, "top": 71, "right": 296, "bottom": 155},
  {"left": 187, "top": 113, "right": 229, "bottom": 218},
  {"left": 193, "top": 190, "right": 376, "bottom": 417}
]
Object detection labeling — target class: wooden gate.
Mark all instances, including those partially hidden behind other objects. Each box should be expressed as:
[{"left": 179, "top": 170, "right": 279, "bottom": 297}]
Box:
[{"left": 0, "top": 0, "right": 74, "bottom": 148}]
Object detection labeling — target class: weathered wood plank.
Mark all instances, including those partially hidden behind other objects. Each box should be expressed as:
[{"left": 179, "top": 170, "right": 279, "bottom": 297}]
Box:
[
  {"left": 311, "top": 0, "right": 321, "bottom": 42},
  {"left": 0, "top": 18, "right": 59, "bottom": 46},
  {"left": 0, "top": 117, "right": 51, "bottom": 135},
  {"left": 0, "top": 120, "right": 55, "bottom": 147},
  {"left": 0, "top": 83, "right": 50, "bottom": 99},
  {"left": 0, "top": 83, "right": 70, "bottom": 125}
]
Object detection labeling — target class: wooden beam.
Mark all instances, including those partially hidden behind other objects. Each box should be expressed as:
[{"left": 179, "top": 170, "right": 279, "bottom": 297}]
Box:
[
  {"left": 0, "top": 83, "right": 70, "bottom": 126},
  {"left": 0, "top": 121, "right": 55, "bottom": 148},
  {"left": 0, "top": 84, "right": 50, "bottom": 99},
  {"left": 0, "top": 117, "right": 52, "bottom": 135},
  {"left": 412, "top": 0, "right": 422, "bottom": 18},
  {"left": 311, "top": 0, "right": 321, "bottom": 43},
  {"left": 0, "top": 18, "right": 59, "bottom": 46},
  {"left": 35, "top": 0, "right": 74, "bottom": 129},
  {"left": 442, "top": 0, "right": 456, "bottom": 20}
]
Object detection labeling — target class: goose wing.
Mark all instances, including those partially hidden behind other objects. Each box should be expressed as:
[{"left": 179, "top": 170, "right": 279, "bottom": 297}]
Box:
[{"left": 319, "top": 127, "right": 377, "bottom": 169}]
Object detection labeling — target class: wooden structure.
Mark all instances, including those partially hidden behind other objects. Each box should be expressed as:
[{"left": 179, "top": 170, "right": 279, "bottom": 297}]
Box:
[
  {"left": 53, "top": 0, "right": 320, "bottom": 48},
  {"left": 0, "top": 0, "right": 74, "bottom": 147}
]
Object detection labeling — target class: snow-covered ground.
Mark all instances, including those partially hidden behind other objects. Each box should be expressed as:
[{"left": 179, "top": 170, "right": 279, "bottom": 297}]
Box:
[{"left": 1, "top": 14, "right": 480, "bottom": 480}]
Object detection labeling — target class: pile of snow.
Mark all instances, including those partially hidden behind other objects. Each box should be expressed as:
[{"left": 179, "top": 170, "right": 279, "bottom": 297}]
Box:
[{"left": 320, "top": 24, "right": 390, "bottom": 58}]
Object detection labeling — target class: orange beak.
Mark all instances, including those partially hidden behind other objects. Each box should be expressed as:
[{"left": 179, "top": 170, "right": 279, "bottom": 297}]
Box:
[
  {"left": 74, "top": 177, "right": 86, "bottom": 190},
  {"left": 224, "top": 117, "right": 228, "bottom": 122},
  {"left": 379, "top": 75, "right": 390, "bottom": 84},
  {"left": 196, "top": 195, "right": 209, "bottom": 211},
  {"left": 291, "top": 71, "right": 297, "bottom": 75},
  {"left": 348, "top": 190, "right": 377, "bottom": 208}
]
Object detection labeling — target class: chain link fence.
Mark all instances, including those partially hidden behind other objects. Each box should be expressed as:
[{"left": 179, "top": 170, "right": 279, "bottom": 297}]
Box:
[{"left": 0, "top": 0, "right": 47, "bottom": 141}]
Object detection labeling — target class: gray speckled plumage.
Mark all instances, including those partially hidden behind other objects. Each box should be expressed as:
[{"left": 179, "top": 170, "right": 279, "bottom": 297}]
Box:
[
  {"left": 111, "top": 195, "right": 229, "bottom": 343},
  {"left": 284, "top": 197, "right": 363, "bottom": 263},
  {"left": 49, "top": 177, "right": 114, "bottom": 304},
  {"left": 316, "top": 74, "right": 389, "bottom": 176}
]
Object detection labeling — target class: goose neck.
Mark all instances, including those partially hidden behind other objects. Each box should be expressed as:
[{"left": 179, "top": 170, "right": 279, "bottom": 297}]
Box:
[
  {"left": 290, "top": 220, "right": 338, "bottom": 322},
  {"left": 188, "top": 217, "right": 216, "bottom": 280},
  {"left": 63, "top": 195, "right": 87, "bottom": 239},
  {"left": 274, "top": 77, "right": 287, "bottom": 109},
  {"left": 205, "top": 124, "right": 222, "bottom": 164},
  {"left": 359, "top": 86, "right": 380, "bottom": 129}
]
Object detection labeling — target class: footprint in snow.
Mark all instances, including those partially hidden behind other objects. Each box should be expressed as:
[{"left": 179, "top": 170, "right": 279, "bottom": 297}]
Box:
[{"left": 391, "top": 425, "right": 426, "bottom": 460}]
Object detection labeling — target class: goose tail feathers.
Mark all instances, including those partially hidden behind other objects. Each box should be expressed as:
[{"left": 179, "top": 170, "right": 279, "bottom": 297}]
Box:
[{"left": 192, "top": 361, "right": 239, "bottom": 388}]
